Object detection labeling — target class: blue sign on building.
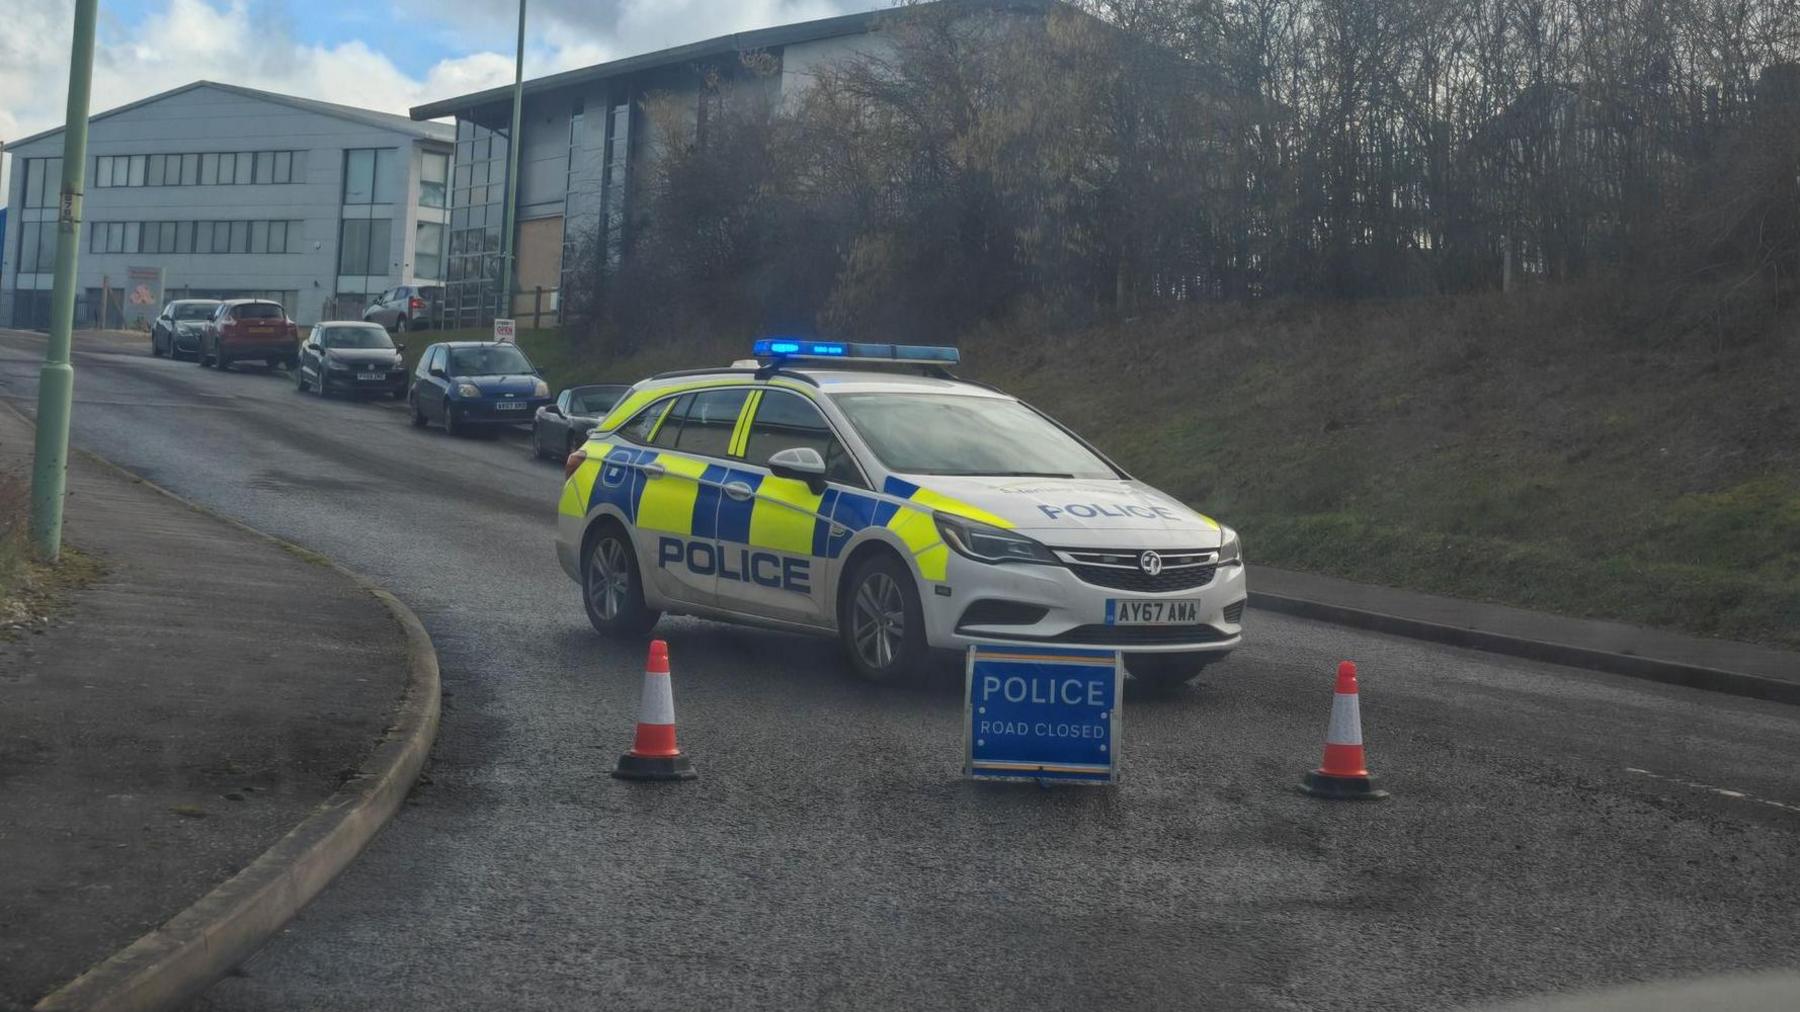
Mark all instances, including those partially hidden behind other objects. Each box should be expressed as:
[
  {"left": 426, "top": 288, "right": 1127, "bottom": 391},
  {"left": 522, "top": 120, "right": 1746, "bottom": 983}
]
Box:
[{"left": 964, "top": 645, "right": 1122, "bottom": 784}]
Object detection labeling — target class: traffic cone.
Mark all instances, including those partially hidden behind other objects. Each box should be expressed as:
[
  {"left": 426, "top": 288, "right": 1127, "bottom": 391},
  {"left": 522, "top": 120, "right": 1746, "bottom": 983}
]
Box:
[
  {"left": 612, "top": 640, "right": 697, "bottom": 782},
  {"left": 1300, "top": 661, "right": 1388, "bottom": 800}
]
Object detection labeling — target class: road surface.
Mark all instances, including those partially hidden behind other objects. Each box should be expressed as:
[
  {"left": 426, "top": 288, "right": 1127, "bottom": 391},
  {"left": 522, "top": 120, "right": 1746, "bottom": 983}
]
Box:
[{"left": 2, "top": 329, "right": 1797, "bottom": 1010}]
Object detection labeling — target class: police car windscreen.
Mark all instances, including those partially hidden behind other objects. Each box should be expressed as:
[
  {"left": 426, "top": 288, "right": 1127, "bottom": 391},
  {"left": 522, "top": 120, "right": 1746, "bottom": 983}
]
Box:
[{"left": 832, "top": 393, "right": 1115, "bottom": 478}]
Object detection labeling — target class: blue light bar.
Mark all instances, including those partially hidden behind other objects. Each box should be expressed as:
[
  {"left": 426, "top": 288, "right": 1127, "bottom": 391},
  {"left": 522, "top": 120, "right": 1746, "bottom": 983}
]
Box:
[{"left": 752, "top": 339, "right": 960, "bottom": 366}]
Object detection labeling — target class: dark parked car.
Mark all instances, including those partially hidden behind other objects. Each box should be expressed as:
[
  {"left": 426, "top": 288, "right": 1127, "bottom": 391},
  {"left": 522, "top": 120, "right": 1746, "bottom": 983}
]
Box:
[
  {"left": 362, "top": 284, "right": 443, "bottom": 333},
  {"left": 294, "top": 322, "right": 408, "bottom": 399},
  {"left": 150, "top": 299, "right": 221, "bottom": 360},
  {"left": 199, "top": 299, "right": 298, "bottom": 371},
  {"left": 532, "top": 384, "right": 630, "bottom": 461},
  {"left": 409, "top": 341, "right": 551, "bottom": 436}
]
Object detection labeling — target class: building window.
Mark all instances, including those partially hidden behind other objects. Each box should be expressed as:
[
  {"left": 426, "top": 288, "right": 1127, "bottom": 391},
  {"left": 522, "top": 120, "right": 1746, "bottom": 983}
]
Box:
[
  {"left": 338, "top": 218, "right": 393, "bottom": 275},
  {"left": 274, "top": 151, "right": 293, "bottom": 184},
  {"left": 22, "top": 157, "right": 63, "bottom": 208},
  {"left": 343, "top": 148, "right": 400, "bottom": 205},
  {"left": 19, "top": 221, "right": 55, "bottom": 272},
  {"left": 415, "top": 221, "right": 445, "bottom": 280},
  {"left": 420, "top": 151, "right": 448, "bottom": 208}
]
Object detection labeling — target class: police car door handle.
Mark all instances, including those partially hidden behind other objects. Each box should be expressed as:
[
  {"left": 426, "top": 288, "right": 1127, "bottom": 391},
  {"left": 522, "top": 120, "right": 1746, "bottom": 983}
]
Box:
[
  {"left": 640, "top": 462, "right": 666, "bottom": 478},
  {"left": 723, "top": 481, "right": 754, "bottom": 501}
]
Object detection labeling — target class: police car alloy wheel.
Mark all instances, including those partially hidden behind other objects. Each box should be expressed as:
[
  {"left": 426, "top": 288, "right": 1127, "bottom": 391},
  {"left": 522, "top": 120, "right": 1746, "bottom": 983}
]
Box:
[
  {"left": 583, "top": 525, "right": 659, "bottom": 635},
  {"left": 841, "top": 554, "right": 927, "bottom": 683}
]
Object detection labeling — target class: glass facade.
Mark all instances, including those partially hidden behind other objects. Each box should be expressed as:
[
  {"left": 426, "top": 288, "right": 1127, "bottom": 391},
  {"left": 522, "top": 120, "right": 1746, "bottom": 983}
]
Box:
[
  {"left": 338, "top": 218, "right": 394, "bottom": 275},
  {"left": 445, "top": 115, "right": 511, "bottom": 328}
]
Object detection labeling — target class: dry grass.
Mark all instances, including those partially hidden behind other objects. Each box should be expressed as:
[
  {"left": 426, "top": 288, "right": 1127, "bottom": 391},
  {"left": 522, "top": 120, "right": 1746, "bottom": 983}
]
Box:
[{"left": 0, "top": 471, "right": 103, "bottom": 639}]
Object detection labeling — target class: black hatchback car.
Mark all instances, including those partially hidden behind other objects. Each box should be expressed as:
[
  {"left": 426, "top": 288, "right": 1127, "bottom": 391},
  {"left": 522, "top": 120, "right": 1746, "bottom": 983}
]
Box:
[
  {"left": 531, "top": 384, "right": 630, "bottom": 460},
  {"left": 409, "top": 341, "right": 551, "bottom": 435},
  {"left": 294, "top": 322, "right": 408, "bottom": 399}
]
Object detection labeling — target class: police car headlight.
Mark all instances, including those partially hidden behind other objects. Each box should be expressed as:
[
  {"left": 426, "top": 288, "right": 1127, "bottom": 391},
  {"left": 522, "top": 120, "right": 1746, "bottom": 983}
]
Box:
[
  {"left": 455, "top": 382, "right": 481, "bottom": 398},
  {"left": 532, "top": 379, "right": 550, "bottom": 398},
  {"left": 935, "top": 515, "right": 1056, "bottom": 566},
  {"left": 1216, "top": 526, "right": 1242, "bottom": 565}
]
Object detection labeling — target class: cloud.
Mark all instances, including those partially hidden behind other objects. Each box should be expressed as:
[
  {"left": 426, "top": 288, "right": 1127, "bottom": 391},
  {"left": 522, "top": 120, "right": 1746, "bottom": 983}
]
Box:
[{"left": 1, "top": 0, "right": 874, "bottom": 196}]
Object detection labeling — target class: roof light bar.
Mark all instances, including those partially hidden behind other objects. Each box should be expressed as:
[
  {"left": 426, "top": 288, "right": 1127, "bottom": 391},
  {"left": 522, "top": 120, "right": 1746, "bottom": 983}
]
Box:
[{"left": 752, "top": 339, "right": 960, "bottom": 366}]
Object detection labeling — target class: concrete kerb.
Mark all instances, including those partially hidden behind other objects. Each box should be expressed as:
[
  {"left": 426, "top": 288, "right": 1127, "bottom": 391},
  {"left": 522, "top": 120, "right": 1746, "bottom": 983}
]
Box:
[
  {"left": 1247, "top": 590, "right": 1800, "bottom": 707},
  {"left": 6, "top": 402, "right": 442, "bottom": 1012}
]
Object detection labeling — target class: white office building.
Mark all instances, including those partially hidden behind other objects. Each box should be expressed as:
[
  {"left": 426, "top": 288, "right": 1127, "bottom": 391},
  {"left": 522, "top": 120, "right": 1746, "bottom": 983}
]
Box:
[{"left": 3, "top": 81, "right": 453, "bottom": 328}]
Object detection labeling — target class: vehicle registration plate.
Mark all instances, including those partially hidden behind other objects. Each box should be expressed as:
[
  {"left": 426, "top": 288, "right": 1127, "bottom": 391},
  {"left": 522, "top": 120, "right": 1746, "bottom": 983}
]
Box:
[
  {"left": 355, "top": 372, "right": 384, "bottom": 381},
  {"left": 494, "top": 400, "right": 526, "bottom": 410},
  {"left": 1107, "top": 599, "right": 1202, "bottom": 625}
]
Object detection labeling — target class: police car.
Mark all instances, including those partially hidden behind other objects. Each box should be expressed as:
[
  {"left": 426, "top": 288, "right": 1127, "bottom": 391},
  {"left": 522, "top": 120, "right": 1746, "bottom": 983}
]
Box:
[{"left": 555, "top": 342, "right": 1244, "bottom": 687}]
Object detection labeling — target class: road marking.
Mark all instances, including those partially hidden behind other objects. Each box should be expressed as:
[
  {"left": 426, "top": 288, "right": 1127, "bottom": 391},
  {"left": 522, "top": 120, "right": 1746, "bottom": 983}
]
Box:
[{"left": 1624, "top": 767, "right": 1800, "bottom": 814}]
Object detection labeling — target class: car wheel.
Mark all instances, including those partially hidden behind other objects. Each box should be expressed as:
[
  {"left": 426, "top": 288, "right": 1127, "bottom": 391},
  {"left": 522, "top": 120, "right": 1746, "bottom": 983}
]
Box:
[
  {"left": 409, "top": 393, "right": 428, "bottom": 427},
  {"left": 315, "top": 371, "right": 329, "bottom": 398},
  {"left": 582, "top": 523, "right": 659, "bottom": 636},
  {"left": 294, "top": 364, "right": 308, "bottom": 393},
  {"left": 151, "top": 334, "right": 165, "bottom": 357},
  {"left": 1124, "top": 652, "right": 1217, "bottom": 692},
  {"left": 443, "top": 404, "right": 462, "bottom": 437},
  {"left": 217, "top": 352, "right": 232, "bottom": 372},
  {"left": 840, "top": 552, "right": 928, "bottom": 683},
  {"left": 565, "top": 432, "right": 582, "bottom": 459}
]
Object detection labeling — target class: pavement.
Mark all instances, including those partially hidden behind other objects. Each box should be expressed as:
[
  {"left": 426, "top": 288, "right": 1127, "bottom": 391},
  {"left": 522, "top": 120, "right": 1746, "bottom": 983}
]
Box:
[
  {"left": 0, "top": 385, "right": 408, "bottom": 1009},
  {"left": 2, "top": 327, "right": 1798, "bottom": 1011}
]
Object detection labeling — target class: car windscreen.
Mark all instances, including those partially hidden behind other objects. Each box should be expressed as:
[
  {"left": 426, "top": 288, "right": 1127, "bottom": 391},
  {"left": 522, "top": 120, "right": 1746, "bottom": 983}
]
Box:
[
  {"left": 448, "top": 346, "right": 533, "bottom": 376},
  {"left": 570, "top": 387, "right": 625, "bottom": 415},
  {"left": 233, "top": 303, "right": 283, "bottom": 320},
  {"left": 173, "top": 303, "right": 219, "bottom": 320},
  {"left": 830, "top": 392, "right": 1117, "bottom": 479},
  {"left": 319, "top": 326, "right": 395, "bottom": 350}
]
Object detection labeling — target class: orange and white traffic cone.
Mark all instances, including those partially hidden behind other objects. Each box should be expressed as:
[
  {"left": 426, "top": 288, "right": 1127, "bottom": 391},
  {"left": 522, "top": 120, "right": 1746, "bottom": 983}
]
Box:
[
  {"left": 612, "top": 640, "right": 697, "bottom": 782},
  {"left": 1300, "top": 661, "right": 1388, "bottom": 800}
]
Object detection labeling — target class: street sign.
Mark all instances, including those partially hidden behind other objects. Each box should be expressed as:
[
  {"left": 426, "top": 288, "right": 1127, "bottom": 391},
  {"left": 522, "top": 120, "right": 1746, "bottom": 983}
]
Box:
[
  {"left": 493, "top": 318, "right": 516, "bottom": 343},
  {"left": 964, "top": 645, "right": 1122, "bottom": 784}
]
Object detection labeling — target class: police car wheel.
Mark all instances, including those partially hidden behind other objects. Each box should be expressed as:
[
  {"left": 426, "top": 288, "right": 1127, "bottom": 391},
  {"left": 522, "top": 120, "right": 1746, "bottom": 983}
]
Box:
[
  {"left": 841, "top": 554, "right": 926, "bottom": 683},
  {"left": 1124, "top": 652, "right": 1212, "bottom": 690},
  {"left": 583, "top": 526, "right": 658, "bottom": 636}
]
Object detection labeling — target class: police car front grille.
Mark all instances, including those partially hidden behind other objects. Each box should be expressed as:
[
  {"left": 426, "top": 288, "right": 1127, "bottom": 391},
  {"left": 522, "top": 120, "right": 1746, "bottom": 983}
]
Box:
[{"left": 1056, "top": 548, "right": 1220, "bottom": 592}]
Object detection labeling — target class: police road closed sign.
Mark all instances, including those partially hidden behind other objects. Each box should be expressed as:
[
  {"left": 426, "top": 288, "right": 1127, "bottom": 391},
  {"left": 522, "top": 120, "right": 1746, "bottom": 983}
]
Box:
[
  {"left": 493, "top": 318, "right": 516, "bottom": 343},
  {"left": 965, "top": 645, "right": 1122, "bottom": 784}
]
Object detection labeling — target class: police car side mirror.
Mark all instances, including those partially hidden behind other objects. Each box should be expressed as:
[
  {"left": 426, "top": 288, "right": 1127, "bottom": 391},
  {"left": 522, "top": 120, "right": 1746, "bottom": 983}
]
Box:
[{"left": 768, "top": 447, "right": 827, "bottom": 491}]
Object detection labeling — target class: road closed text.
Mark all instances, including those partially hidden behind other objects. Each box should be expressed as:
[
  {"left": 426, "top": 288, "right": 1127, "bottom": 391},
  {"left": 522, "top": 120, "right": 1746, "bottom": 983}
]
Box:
[{"left": 976, "top": 672, "right": 1106, "bottom": 739}]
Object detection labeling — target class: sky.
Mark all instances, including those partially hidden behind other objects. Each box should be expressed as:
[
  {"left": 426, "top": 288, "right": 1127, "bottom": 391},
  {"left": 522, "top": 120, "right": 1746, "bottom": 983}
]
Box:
[{"left": 1, "top": 0, "right": 870, "bottom": 199}]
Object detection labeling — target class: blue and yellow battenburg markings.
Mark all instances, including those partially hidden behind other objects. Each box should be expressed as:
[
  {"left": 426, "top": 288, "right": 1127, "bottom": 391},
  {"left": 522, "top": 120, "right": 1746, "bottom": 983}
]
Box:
[{"left": 558, "top": 444, "right": 1012, "bottom": 589}]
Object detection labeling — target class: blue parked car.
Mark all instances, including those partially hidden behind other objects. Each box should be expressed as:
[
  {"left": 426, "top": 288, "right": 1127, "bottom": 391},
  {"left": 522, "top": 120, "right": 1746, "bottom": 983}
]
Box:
[{"left": 408, "top": 341, "right": 552, "bottom": 436}]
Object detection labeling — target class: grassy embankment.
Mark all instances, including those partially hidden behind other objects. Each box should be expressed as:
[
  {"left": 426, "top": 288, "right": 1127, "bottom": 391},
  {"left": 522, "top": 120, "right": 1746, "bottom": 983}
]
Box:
[{"left": 430, "top": 284, "right": 1800, "bottom": 649}]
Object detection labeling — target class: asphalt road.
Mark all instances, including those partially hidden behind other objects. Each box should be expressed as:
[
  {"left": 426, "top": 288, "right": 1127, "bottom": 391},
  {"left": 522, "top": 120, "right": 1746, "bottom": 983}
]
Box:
[{"left": 3, "top": 329, "right": 1798, "bottom": 1011}]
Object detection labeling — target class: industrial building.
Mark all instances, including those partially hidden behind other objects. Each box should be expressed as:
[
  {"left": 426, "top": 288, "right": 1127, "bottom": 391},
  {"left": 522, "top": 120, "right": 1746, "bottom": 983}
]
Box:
[{"left": 3, "top": 81, "right": 453, "bottom": 329}]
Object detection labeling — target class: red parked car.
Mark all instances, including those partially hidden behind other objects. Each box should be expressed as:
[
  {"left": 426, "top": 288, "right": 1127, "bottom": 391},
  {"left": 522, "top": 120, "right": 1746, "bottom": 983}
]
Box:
[{"left": 198, "top": 299, "right": 299, "bottom": 371}]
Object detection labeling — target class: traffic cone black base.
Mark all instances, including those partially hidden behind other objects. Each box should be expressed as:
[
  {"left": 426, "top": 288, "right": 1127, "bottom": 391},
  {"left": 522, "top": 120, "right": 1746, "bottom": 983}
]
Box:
[
  {"left": 1300, "top": 770, "right": 1388, "bottom": 801},
  {"left": 612, "top": 751, "right": 697, "bottom": 782}
]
